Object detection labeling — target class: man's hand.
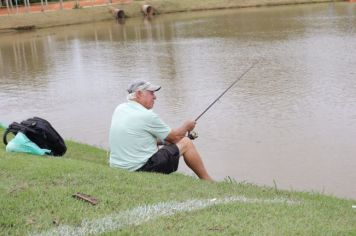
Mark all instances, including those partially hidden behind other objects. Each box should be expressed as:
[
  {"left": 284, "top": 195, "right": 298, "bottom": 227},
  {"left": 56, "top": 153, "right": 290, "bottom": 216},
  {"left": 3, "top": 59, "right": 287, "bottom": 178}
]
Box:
[
  {"left": 166, "top": 119, "right": 197, "bottom": 144},
  {"left": 184, "top": 120, "right": 196, "bottom": 132}
]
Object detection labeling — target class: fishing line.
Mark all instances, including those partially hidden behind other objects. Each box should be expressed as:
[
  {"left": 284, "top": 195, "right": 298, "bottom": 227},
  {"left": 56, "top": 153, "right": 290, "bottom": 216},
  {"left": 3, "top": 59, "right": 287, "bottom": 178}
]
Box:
[{"left": 189, "top": 61, "right": 259, "bottom": 140}]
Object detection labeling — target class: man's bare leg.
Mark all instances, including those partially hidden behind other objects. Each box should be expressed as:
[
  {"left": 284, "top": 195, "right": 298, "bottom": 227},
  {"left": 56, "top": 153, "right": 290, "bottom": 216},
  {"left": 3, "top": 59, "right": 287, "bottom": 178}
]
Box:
[{"left": 176, "top": 137, "right": 213, "bottom": 181}]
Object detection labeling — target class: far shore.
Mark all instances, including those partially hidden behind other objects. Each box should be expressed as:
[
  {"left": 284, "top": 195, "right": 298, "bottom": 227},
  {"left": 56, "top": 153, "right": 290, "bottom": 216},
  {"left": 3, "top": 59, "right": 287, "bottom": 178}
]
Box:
[{"left": 0, "top": 0, "right": 345, "bottom": 33}]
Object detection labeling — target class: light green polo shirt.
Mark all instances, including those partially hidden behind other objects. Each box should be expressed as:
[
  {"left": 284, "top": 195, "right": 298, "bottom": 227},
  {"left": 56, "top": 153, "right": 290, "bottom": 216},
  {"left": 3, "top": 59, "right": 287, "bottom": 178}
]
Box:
[{"left": 109, "top": 101, "right": 171, "bottom": 171}]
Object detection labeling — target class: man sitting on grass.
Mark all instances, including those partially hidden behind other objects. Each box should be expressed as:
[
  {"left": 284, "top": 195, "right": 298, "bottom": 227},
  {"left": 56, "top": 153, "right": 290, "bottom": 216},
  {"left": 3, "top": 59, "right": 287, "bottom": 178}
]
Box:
[{"left": 109, "top": 80, "right": 212, "bottom": 181}]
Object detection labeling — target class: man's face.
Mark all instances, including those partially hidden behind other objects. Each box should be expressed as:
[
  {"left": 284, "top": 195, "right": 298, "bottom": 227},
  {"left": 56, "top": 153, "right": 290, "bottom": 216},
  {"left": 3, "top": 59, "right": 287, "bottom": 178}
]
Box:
[{"left": 137, "top": 90, "right": 156, "bottom": 109}]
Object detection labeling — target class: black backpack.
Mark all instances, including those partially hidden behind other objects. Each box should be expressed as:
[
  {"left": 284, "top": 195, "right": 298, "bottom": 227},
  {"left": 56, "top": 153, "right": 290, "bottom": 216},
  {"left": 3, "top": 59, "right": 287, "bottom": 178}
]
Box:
[{"left": 3, "top": 117, "right": 67, "bottom": 156}]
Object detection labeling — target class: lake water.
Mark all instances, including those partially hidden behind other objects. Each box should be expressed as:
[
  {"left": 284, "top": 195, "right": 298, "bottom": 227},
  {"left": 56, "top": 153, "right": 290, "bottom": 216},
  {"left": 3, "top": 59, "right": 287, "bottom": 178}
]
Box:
[{"left": 0, "top": 2, "right": 355, "bottom": 199}]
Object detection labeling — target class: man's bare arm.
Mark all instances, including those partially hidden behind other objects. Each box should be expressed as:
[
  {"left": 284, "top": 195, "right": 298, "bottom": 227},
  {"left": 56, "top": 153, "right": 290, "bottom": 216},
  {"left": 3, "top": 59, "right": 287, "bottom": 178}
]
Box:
[{"left": 165, "top": 120, "right": 196, "bottom": 144}]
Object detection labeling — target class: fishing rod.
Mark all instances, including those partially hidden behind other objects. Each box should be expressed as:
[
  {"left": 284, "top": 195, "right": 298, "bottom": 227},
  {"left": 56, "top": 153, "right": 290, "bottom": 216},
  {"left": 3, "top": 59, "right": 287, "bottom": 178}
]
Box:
[{"left": 188, "top": 61, "right": 259, "bottom": 140}]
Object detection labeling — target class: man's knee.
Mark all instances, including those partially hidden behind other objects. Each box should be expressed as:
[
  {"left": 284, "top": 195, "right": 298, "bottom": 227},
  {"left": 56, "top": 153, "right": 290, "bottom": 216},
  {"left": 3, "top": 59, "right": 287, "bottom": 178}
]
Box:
[
  {"left": 176, "top": 137, "right": 193, "bottom": 154},
  {"left": 180, "top": 136, "right": 193, "bottom": 146}
]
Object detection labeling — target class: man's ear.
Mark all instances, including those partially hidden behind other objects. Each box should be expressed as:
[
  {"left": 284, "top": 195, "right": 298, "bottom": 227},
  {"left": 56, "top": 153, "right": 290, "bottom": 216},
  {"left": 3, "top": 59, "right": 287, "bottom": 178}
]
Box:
[{"left": 136, "top": 90, "right": 143, "bottom": 98}]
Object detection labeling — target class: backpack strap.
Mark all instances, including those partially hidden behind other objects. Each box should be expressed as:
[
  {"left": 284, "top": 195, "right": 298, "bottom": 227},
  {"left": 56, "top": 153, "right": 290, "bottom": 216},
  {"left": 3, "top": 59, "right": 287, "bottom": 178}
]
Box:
[
  {"left": 3, "top": 123, "right": 20, "bottom": 145},
  {"left": 2, "top": 122, "right": 35, "bottom": 145},
  {"left": 3, "top": 128, "right": 12, "bottom": 145}
]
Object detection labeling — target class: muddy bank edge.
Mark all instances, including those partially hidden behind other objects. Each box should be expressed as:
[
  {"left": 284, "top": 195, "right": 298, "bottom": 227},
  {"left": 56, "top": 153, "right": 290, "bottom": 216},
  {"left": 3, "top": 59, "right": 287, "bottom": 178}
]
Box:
[{"left": 0, "top": 0, "right": 344, "bottom": 33}]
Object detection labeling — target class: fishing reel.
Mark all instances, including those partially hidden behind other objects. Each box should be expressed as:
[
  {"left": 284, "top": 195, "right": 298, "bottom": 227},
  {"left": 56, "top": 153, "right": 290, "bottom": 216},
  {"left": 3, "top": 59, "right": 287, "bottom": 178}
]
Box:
[{"left": 188, "top": 131, "right": 198, "bottom": 140}]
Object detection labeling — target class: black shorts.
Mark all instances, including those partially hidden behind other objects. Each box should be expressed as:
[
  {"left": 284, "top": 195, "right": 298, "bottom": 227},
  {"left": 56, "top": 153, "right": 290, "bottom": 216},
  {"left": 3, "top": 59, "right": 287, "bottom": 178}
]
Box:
[{"left": 137, "top": 144, "right": 180, "bottom": 174}]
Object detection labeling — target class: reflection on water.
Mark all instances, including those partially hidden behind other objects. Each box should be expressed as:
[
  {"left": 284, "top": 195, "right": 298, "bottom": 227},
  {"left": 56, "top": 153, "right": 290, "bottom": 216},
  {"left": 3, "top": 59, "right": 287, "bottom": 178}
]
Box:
[{"left": 0, "top": 2, "right": 356, "bottom": 199}]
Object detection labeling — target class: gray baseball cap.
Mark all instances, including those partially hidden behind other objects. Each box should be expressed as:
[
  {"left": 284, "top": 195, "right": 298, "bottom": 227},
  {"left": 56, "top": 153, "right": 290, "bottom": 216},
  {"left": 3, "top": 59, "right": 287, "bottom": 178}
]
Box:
[{"left": 127, "top": 80, "right": 161, "bottom": 93}]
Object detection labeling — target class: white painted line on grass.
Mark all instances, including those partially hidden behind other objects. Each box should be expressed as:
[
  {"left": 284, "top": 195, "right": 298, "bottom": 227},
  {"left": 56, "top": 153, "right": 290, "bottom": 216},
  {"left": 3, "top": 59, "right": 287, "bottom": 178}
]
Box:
[{"left": 32, "top": 196, "right": 299, "bottom": 236}]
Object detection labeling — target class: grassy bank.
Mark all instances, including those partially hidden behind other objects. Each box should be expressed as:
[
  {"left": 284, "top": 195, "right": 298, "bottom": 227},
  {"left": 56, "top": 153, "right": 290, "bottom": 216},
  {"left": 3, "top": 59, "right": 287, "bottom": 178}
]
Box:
[
  {"left": 0, "top": 0, "right": 345, "bottom": 32},
  {"left": 0, "top": 127, "right": 355, "bottom": 235}
]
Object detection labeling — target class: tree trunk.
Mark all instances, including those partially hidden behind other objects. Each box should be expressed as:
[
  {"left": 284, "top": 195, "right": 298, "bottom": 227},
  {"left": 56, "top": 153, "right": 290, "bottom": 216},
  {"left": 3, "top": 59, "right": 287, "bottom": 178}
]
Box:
[
  {"left": 26, "top": 0, "right": 31, "bottom": 12},
  {"left": 5, "top": 0, "right": 10, "bottom": 14},
  {"left": 15, "top": 0, "right": 18, "bottom": 14},
  {"left": 9, "top": 0, "right": 14, "bottom": 11}
]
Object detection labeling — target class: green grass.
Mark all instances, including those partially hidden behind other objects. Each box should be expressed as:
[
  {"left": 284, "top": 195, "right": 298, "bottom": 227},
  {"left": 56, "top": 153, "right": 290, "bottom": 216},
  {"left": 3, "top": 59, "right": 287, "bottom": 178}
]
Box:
[{"left": 0, "top": 127, "right": 355, "bottom": 235}]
